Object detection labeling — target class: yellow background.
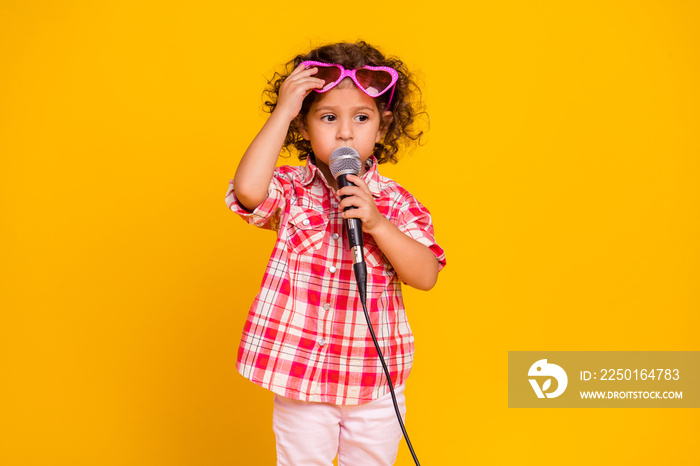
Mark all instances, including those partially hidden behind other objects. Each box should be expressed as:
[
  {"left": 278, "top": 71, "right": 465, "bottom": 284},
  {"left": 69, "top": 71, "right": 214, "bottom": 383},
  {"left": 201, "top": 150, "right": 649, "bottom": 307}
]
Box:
[{"left": 1, "top": 1, "right": 698, "bottom": 464}]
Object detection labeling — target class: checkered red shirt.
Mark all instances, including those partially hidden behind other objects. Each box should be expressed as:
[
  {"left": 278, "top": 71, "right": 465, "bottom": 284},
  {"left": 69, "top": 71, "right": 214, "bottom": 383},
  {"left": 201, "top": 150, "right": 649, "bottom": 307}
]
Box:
[{"left": 226, "top": 156, "right": 446, "bottom": 405}]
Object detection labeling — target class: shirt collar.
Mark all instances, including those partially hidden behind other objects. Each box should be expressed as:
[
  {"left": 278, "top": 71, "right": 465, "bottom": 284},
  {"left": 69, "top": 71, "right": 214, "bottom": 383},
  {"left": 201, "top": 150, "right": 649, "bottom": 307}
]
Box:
[{"left": 302, "top": 155, "right": 382, "bottom": 198}]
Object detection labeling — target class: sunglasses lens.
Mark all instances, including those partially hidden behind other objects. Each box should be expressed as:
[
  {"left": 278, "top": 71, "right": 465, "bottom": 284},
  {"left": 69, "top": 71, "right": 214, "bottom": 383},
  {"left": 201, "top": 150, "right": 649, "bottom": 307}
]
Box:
[
  {"left": 313, "top": 65, "right": 342, "bottom": 89},
  {"left": 356, "top": 69, "right": 394, "bottom": 96}
]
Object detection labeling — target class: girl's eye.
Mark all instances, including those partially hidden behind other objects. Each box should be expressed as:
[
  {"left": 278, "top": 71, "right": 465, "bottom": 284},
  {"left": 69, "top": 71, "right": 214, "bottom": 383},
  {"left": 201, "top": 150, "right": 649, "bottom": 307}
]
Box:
[
  {"left": 321, "top": 114, "right": 336, "bottom": 122},
  {"left": 355, "top": 114, "right": 369, "bottom": 122}
]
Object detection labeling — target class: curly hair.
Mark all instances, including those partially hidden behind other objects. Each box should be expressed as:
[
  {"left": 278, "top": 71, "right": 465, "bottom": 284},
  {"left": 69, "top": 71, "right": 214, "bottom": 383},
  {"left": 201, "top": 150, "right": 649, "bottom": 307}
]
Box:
[{"left": 262, "top": 41, "right": 427, "bottom": 164}]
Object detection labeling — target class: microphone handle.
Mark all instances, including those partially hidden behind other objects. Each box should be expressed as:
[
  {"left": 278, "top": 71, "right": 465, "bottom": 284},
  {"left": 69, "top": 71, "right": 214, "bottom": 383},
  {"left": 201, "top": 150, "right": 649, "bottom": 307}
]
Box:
[
  {"left": 336, "top": 174, "right": 364, "bottom": 254},
  {"left": 336, "top": 174, "right": 367, "bottom": 303}
]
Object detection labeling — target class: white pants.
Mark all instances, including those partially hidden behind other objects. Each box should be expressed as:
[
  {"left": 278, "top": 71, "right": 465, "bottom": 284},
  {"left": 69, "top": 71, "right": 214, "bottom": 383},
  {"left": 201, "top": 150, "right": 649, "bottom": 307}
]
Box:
[{"left": 272, "top": 385, "right": 406, "bottom": 466}]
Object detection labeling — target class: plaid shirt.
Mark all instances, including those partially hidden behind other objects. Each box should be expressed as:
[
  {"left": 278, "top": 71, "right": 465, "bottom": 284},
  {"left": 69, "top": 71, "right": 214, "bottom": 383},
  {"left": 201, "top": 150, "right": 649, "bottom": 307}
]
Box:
[{"left": 226, "top": 156, "right": 446, "bottom": 405}]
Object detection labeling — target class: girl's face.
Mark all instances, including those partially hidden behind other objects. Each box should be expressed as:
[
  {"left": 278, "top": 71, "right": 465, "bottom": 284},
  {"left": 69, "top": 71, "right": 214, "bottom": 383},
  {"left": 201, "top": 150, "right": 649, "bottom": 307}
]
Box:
[{"left": 300, "top": 81, "right": 391, "bottom": 182}]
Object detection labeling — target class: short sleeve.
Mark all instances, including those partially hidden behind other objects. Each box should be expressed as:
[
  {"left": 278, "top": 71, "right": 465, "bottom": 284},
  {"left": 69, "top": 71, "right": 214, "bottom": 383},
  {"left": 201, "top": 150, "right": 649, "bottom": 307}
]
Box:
[
  {"left": 397, "top": 197, "right": 447, "bottom": 271},
  {"left": 225, "top": 174, "right": 286, "bottom": 231}
]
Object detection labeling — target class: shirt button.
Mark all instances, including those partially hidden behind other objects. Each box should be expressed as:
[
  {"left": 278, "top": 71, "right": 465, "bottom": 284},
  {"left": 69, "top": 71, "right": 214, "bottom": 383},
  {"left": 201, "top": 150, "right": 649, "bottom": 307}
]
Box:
[
  {"left": 302, "top": 219, "right": 310, "bottom": 226},
  {"left": 329, "top": 266, "right": 337, "bottom": 273},
  {"left": 323, "top": 303, "right": 330, "bottom": 311},
  {"left": 318, "top": 338, "right": 327, "bottom": 347},
  {"left": 332, "top": 233, "right": 340, "bottom": 241},
  {"left": 332, "top": 202, "right": 339, "bottom": 209}
]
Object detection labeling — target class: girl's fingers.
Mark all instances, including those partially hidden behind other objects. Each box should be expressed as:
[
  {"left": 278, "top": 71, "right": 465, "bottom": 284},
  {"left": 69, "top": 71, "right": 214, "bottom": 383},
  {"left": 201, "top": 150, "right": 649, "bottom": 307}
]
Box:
[
  {"left": 345, "top": 175, "right": 371, "bottom": 194},
  {"left": 283, "top": 75, "right": 324, "bottom": 93},
  {"left": 283, "top": 65, "right": 324, "bottom": 94},
  {"left": 287, "top": 62, "right": 311, "bottom": 77},
  {"left": 336, "top": 186, "right": 365, "bottom": 200},
  {"left": 339, "top": 196, "right": 360, "bottom": 210},
  {"left": 338, "top": 178, "right": 371, "bottom": 198},
  {"left": 300, "top": 77, "right": 325, "bottom": 90},
  {"left": 288, "top": 64, "right": 320, "bottom": 82},
  {"left": 338, "top": 192, "right": 372, "bottom": 212}
]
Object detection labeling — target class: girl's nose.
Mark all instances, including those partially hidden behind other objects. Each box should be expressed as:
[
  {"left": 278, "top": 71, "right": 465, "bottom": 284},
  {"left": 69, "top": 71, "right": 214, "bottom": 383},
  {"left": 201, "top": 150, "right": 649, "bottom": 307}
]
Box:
[{"left": 336, "top": 120, "right": 353, "bottom": 141}]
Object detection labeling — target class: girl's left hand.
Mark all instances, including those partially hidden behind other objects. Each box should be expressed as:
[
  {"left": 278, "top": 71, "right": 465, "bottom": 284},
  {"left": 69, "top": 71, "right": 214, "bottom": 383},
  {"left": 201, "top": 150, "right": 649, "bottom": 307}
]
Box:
[{"left": 336, "top": 174, "right": 388, "bottom": 235}]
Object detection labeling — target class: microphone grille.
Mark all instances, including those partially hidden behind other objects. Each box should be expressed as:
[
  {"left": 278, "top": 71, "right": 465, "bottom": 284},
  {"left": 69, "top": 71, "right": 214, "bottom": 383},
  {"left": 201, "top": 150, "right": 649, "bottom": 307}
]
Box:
[{"left": 329, "top": 147, "right": 362, "bottom": 178}]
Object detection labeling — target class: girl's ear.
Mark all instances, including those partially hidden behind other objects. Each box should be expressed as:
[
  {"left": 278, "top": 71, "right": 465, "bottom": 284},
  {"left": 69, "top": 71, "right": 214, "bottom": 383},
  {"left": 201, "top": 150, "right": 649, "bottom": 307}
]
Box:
[
  {"left": 376, "top": 111, "right": 394, "bottom": 142},
  {"left": 297, "top": 116, "right": 310, "bottom": 140}
]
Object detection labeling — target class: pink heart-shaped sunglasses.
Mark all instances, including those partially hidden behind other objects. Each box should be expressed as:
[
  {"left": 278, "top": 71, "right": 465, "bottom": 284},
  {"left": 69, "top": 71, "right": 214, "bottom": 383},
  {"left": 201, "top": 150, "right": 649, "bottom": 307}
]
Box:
[{"left": 301, "top": 60, "right": 399, "bottom": 109}]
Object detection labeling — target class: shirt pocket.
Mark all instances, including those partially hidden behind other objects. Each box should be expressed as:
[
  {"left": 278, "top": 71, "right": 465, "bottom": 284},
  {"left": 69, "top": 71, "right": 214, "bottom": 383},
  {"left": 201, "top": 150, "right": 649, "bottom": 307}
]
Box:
[{"left": 285, "top": 206, "right": 328, "bottom": 255}]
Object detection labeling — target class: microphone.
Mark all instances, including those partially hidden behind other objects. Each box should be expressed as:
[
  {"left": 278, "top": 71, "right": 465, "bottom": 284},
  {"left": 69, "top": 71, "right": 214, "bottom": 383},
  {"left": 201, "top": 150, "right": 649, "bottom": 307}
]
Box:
[{"left": 329, "top": 147, "right": 367, "bottom": 304}]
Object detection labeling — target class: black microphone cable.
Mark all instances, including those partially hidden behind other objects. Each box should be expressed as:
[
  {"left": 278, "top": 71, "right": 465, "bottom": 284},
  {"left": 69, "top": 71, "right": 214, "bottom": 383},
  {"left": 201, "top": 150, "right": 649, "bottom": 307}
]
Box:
[{"left": 354, "top": 259, "right": 421, "bottom": 466}]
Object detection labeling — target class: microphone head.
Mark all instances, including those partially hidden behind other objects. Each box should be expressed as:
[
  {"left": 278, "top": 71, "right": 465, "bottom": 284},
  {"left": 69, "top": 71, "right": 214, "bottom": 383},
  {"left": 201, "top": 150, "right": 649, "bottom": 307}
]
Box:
[{"left": 329, "top": 147, "right": 362, "bottom": 179}]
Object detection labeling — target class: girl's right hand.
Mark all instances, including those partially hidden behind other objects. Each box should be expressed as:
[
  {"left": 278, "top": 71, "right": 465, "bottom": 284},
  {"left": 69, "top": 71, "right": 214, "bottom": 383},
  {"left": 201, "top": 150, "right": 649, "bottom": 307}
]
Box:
[{"left": 274, "top": 63, "right": 324, "bottom": 122}]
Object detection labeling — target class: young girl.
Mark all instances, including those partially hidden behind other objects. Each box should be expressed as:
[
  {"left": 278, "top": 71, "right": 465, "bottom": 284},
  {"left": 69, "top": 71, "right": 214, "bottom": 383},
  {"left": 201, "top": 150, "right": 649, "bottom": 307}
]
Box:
[{"left": 227, "top": 40, "right": 446, "bottom": 465}]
